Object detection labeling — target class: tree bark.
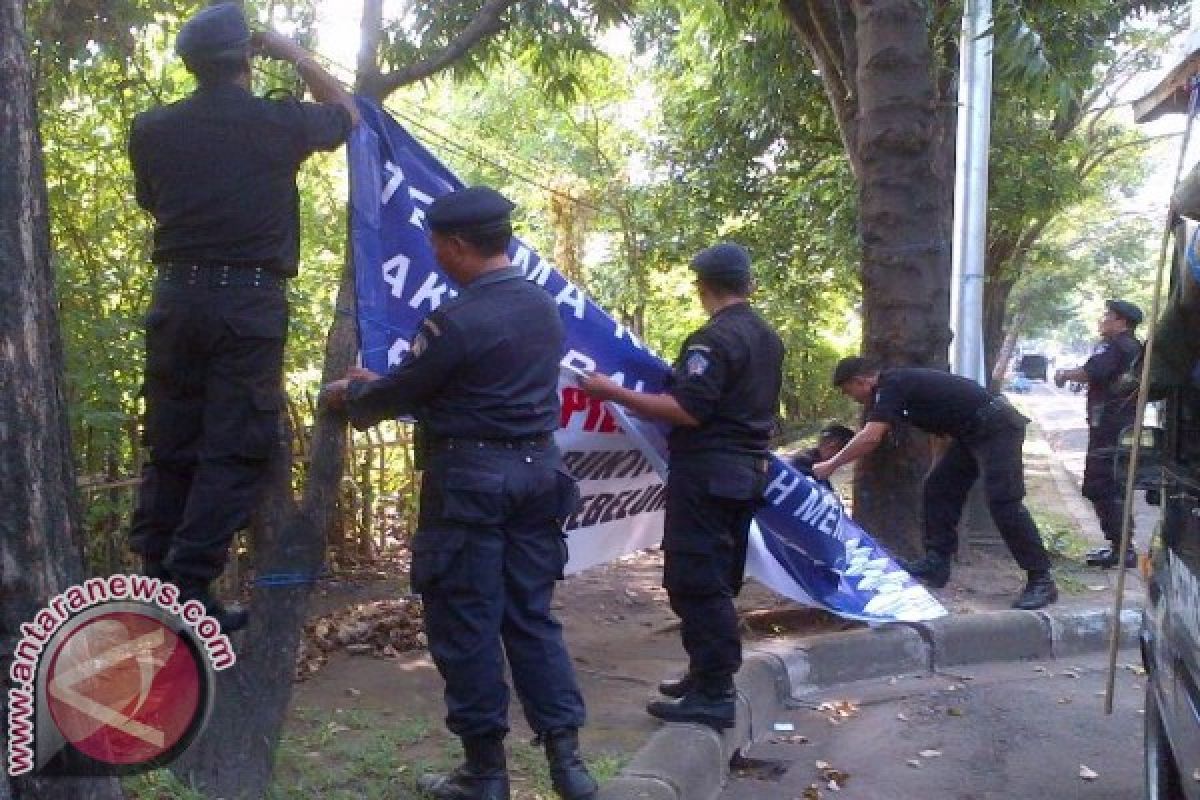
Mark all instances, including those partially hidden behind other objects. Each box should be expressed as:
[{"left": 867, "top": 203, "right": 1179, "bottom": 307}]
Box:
[
  {"left": 0, "top": 2, "right": 123, "bottom": 797},
  {"left": 783, "top": 0, "right": 953, "bottom": 555}
]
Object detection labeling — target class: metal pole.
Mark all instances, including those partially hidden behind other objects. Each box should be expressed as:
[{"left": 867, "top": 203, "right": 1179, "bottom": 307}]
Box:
[{"left": 950, "top": 0, "right": 993, "bottom": 386}]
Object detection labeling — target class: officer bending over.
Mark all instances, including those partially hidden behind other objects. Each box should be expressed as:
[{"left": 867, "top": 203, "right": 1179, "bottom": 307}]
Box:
[
  {"left": 580, "top": 244, "right": 784, "bottom": 730},
  {"left": 814, "top": 358, "right": 1058, "bottom": 610},
  {"left": 1054, "top": 299, "right": 1144, "bottom": 568},
  {"left": 323, "top": 188, "right": 596, "bottom": 800},
  {"left": 127, "top": 3, "right": 358, "bottom": 631}
]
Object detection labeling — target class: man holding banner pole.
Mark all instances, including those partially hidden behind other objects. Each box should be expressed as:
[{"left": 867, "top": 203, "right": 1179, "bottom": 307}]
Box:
[
  {"left": 580, "top": 243, "right": 784, "bottom": 730},
  {"left": 324, "top": 187, "right": 598, "bottom": 800}
]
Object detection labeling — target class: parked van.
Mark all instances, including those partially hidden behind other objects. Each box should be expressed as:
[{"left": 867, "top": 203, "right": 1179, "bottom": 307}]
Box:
[{"left": 1139, "top": 220, "right": 1200, "bottom": 800}]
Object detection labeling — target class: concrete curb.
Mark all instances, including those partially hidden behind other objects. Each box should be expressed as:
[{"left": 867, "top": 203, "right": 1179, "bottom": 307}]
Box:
[{"left": 595, "top": 606, "right": 1141, "bottom": 800}]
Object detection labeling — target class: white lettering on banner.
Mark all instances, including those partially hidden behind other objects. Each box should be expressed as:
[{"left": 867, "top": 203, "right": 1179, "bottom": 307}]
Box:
[
  {"left": 512, "top": 245, "right": 535, "bottom": 275},
  {"left": 409, "top": 187, "right": 433, "bottom": 228},
  {"left": 382, "top": 253, "right": 411, "bottom": 299},
  {"left": 555, "top": 283, "right": 587, "bottom": 320},
  {"left": 561, "top": 350, "right": 596, "bottom": 374},
  {"left": 525, "top": 257, "right": 555, "bottom": 287},
  {"left": 382, "top": 162, "right": 405, "bottom": 205},
  {"left": 614, "top": 323, "right": 647, "bottom": 351},
  {"left": 608, "top": 372, "right": 646, "bottom": 393},
  {"left": 388, "top": 338, "right": 410, "bottom": 366},
  {"left": 763, "top": 468, "right": 803, "bottom": 505},
  {"left": 409, "top": 272, "right": 455, "bottom": 312},
  {"left": 794, "top": 491, "right": 842, "bottom": 535}
]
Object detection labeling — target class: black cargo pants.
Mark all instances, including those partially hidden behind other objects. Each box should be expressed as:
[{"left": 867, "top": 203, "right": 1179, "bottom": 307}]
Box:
[
  {"left": 1082, "top": 408, "right": 1134, "bottom": 544},
  {"left": 128, "top": 277, "right": 286, "bottom": 581},
  {"left": 923, "top": 412, "right": 1052, "bottom": 573},
  {"left": 411, "top": 442, "right": 588, "bottom": 738},
  {"left": 662, "top": 453, "right": 764, "bottom": 692}
]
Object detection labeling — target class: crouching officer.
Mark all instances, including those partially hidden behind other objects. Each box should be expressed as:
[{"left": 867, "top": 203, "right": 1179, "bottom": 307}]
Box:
[
  {"left": 323, "top": 188, "right": 596, "bottom": 800},
  {"left": 579, "top": 243, "right": 784, "bottom": 730},
  {"left": 1054, "top": 299, "right": 1144, "bottom": 568},
  {"left": 790, "top": 424, "right": 854, "bottom": 491},
  {"left": 814, "top": 358, "right": 1058, "bottom": 610},
  {"left": 126, "top": 3, "right": 358, "bottom": 631}
]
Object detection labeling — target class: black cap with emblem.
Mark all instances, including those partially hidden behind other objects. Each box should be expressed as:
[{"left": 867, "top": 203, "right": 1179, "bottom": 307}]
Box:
[
  {"left": 427, "top": 186, "right": 516, "bottom": 235},
  {"left": 176, "top": 3, "right": 252, "bottom": 62},
  {"left": 1106, "top": 299, "right": 1144, "bottom": 327},
  {"left": 690, "top": 242, "right": 752, "bottom": 279}
]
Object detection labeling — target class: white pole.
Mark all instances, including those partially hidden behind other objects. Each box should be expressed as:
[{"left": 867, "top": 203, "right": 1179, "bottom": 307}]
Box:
[{"left": 950, "top": 0, "right": 994, "bottom": 386}]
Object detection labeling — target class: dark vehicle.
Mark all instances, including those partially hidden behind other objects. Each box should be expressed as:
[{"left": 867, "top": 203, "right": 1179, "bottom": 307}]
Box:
[
  {"left": 1138, "top": 219, "right": 1200, "bottom": 800},
  {"left": 1018, "top": 354, "right": 1049, "bottom": 382}
]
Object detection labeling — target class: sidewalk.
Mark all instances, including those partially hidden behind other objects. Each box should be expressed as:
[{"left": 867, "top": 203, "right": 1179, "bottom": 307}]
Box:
[{"left": 596, "top": 382, "right": 1152, "bottom": 800}]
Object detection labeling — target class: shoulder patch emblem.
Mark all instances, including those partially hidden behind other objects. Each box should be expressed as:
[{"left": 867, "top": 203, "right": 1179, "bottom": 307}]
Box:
[{"left": 686, "top": 350, "right": 710, "bottom": 377}]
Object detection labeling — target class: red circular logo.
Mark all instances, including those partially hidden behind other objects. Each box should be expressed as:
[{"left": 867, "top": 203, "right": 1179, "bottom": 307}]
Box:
[{"left": 45, "top": 611, "right": 203, "bottom": 766}]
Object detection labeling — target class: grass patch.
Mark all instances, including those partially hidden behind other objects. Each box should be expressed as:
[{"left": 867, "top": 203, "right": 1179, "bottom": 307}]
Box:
[
  {"left": 1033, "top": 509, "right": 1090, "bottom": 560},
  {"left": 123, "top": 772, "right": 208, "bottom": 800}
]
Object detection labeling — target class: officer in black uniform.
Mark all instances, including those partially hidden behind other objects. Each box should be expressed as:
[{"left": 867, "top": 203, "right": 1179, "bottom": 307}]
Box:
[
  {"left": 790, "top": 423, "right": 854, "bottom": 491},
  {"left": 127, "top": 3, "right": 357, "bottom": 631},
  {"left": 1054, "top": 299, "right": 1144, "bottom": 568},
  {"left": 579, "top": 243, "right": 784, "bottom": 730},
  {"left": 813, "top": 358, "right": 1058, "bottom": 610},
  {"left": 322, "top": 187, "right": 596, "bottom": 800}
]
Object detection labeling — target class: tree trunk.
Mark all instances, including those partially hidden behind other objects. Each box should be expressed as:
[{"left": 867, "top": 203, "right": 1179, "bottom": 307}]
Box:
[
  {"left": 0, "top": 2, "right": 123, "bottom": 797},
  {"left": 848, "top": 0, "right": 953, "bottom": 556},
  {"left": 982, "top": 270, "right": 1017, "bottom": 389}
]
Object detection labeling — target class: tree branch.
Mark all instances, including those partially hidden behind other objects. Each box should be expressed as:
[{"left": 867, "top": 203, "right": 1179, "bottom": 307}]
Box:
[{"left": 363, "top": 0, "right": 519, "bottom": 101}]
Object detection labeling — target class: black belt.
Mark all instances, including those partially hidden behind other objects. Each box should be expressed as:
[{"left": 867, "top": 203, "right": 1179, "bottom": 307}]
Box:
[
  {"left": 157, "top": 263, "right": 286, "bottom": 290},
  {"left": 430, "top": 434, "right": 554, "bottom": 452}
]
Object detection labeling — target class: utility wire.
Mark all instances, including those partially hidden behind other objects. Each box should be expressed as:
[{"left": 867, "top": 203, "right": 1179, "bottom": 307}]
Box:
[{"left": 268, "top": 49, "right": 613, "bottom": 215}]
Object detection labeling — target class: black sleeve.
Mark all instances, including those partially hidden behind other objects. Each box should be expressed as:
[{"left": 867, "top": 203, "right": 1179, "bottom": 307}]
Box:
[
  {"left": 666, "top": 329, "right": 729, "bottom": 423},
  {"left": 1083, "top": 344, "right": 1122, "bottom": 384},
  {"left": 127, "top": 118, "right": 153, "bottom": 211},
  {"left": 274, "top": 97, "right": 353, "bottom": 161},
  {"left": 865, "top": 373, "right": 904, "bottom": 426},
  {"left": 346, "top": 313, "right": 463, "bottom": 430}
]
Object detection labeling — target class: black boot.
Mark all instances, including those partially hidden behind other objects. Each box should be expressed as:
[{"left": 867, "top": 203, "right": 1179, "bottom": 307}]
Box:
[
  {"left": 418, "top": 735, "right": 510, "bottom": 800},
  {"left": 1012, "top": 571, "right": 1058, "bottom": 610},
  {"left": 646, "top": 684, "right": 736, "bottom": 730},
  {"left": 657, "top": 673, "right": 695, "bottom": 699},
  {"left": 175, "top": 577, "right": 249, "bottom": 633},
  {"left": 1085, "top": 546, "right": 1137, "bottom": 569},
  {"left": 898, "top": 552, "right": 951, "bottom": 588},
  {"left": 541, "top": 728, "right": 598, "bottom": 800}
]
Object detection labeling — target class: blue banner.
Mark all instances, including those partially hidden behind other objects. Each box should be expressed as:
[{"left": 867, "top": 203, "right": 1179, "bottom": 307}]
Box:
[{"left": 347, "top": 100, "right": 945, "bottom": 623}]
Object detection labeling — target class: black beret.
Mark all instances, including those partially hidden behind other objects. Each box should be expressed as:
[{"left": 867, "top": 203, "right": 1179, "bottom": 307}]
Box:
[
  {"left": 177, "top": 3, "right": 251, "bottom": 61},
  {"left": 1106, "top": 299, "right": 1144, "bottom": 326},
  {"left": 690, "top": 242, "right": 751, "bottom": 278},
  {"left": 832, "top": 356, "right": 876, "bottom": 387},
  {"left": 427, "top": 187, "right": 515, "bottom": 233}
]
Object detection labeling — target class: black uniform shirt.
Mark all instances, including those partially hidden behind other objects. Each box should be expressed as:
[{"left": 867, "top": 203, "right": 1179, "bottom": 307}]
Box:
[
  {"left": 666, "top": 302, "right": 785, "bottom": 457},
  {"left": 128, "top": 84, "right": 352, "bottom": 276},
  {"left": 347, "top": 267, "right": 563, "bottom": 438},
  {"left": 1083, "top": 331, "right": 1141, "bottom": 421},
  {"left": 867, "top": 368, "right": 992, "bottom": 438}
]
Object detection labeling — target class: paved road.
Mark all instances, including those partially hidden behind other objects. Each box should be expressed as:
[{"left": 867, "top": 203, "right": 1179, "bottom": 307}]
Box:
[
  {"left": 1011, "top": 380, "right": 1158, "bottom": 547},
  {"left": 718, "top": 650, "right": 1147, "bottom": 800}
]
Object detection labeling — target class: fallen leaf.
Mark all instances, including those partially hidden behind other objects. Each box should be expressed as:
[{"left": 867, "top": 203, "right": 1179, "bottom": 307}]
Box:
[
  {"left": 802, "top": 785, "right": 822, "bottom": 799},
  {"left": 1080, "top": 766, "right": 1099, "bottom": 781},
  {"left": 947, "top": 707, "right": 964, "bottom": 717},
  {"left": 815, "top": 760, "right": 831, "bottom": 770},
  {"left": 919, "top": 749, "right": 942, "bottom": 758},
  {"left": 827, "top": 779, "right": 841, "bottom": 791}
]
